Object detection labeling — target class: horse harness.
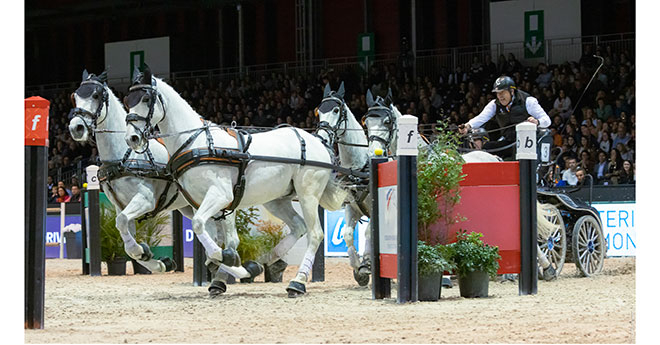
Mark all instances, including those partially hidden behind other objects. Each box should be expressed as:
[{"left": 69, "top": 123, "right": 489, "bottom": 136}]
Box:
[
  {"left": 68, "top": 78, "right": 110, "bottom": 140},
  {"left": 362, "top": 100, "right": 396, "bottom": 154}
]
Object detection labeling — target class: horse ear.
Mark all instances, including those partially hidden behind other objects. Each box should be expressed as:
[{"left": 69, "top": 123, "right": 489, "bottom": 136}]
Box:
[
  {"left": 143, "top": 64, "right": 153, "bottom": 85},
  {"left": 323, "top": 83, "right": 332, "bottom": 98},
  {"left": 82, "top": 69, "right": 89, "bottom": 81},
  {"left": 366, "top": 89, "right": 375, "bottom": 107},
  {"left": 98, "top": 70, "right": 108, "bottom": 84},
  {"left": 337, "top": 82, "right": 345, "bottom": 99},
  {"left": 386, "top": 88, "right": 393, "bottom": 104}
]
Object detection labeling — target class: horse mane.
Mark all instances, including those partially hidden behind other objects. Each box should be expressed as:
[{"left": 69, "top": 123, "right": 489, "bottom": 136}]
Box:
[{"left": 152, "top": 77, "right": 201, "bottom": 120}]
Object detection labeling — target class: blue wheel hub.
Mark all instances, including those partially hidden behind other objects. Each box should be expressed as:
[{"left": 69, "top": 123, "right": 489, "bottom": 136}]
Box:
[
  {"left": 587, "top": 240, "right": 595, "bottom": 253},
  {"left": 547, "top": 237, "right": 555, "bottom": 251}
]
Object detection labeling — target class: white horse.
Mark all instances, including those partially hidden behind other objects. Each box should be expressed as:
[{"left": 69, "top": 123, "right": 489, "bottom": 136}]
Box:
[
  {"left": 123, "top": 67, "right": 347, "bottom": 297},
  {"left": 361, "top": 89, "right": 557, "bottom": 280},
  {"left": 68, "top": 70, "right": 252, "bottom": 295},
  {"left": 315, "top": 82, "right": 372, "bottom": 286}
]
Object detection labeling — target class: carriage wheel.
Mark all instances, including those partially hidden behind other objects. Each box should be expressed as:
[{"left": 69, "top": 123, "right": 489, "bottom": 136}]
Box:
[
  {"left": 538, "top": 204, "right": 567, "bottom": 277},
  {"left": 572, "top": 215, "right": 606, "bottom": 277}
]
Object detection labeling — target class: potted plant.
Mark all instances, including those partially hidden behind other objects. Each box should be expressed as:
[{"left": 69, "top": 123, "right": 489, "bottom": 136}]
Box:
[
  {"left": 417, "top": 241, "right": 454, "bottom": 301},
  {"left": 442, "top": 230, "right": 501, "bottom": 298},
  {"left": 132, "top": 211, "right": 170, "bottom": 274},
  {"left": 99, "top": 204, "right": 128, "bottom": 276}
]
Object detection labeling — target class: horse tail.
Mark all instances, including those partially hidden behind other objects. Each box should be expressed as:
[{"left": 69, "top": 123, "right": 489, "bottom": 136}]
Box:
[{"left": 319, "top": 176, "right": 348, "bottom": 211}]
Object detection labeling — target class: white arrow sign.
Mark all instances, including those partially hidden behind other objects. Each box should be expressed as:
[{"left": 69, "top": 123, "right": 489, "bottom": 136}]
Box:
[{"left": 526, "top": 36, "right": 542, "bottom": 54}]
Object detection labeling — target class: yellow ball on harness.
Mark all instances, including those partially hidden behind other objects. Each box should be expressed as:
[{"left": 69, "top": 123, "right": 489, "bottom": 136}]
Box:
[
  {"left": 374, "top": 148, "right": 384, "bottom": 156},
  {"left": 83, "top": 183, "right": 88, "bottom": 188}
]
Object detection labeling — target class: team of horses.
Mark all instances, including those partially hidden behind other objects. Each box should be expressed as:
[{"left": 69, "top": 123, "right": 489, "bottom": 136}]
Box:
[{"left": 68, "top": 66, "right": 557, "bottom": 298}]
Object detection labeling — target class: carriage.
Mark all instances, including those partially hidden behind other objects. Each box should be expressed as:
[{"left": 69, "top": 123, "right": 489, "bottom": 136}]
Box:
[{"left": 534, "top": 130, "right": 606, "bottom": 278}]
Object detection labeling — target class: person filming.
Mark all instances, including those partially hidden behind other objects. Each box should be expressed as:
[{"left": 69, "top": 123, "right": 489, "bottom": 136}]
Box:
[{"left": 459, "top": 76, "right": 551, "bottom": 158}]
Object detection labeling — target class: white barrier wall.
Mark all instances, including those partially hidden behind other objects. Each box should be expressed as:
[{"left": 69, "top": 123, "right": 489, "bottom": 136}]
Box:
[{"left": 593, "top": 203, "right": 636, "bottom": 257}]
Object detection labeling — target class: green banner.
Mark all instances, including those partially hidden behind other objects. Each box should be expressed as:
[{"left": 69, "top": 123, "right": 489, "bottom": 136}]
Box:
[
  {"left": 357, "top": 33, "right": 375, "bottom": 72},
  {"left": 524, "top": 10, "right": 544, "bottom": 59}
]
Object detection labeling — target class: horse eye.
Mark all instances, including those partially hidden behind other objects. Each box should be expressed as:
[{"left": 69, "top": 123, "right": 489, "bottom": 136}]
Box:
[
  {"left": 92, "top": 93, "right": 99, "bottom": 100},
  {"left": 333, "top": 108, "right": 339, "bottom": 114},
  {"left": 384, "top": 118, "right": 391, "bottom": 124},
  {"left": 143, "top": 97, "right": 150, "bottom": 103}
]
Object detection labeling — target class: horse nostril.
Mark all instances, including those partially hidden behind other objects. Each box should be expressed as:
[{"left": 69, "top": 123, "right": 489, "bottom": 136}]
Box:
[
  {"left": 130, "top": 135, "right": 140, "bottom": 144},
  {"left": 75, "top": 124, "right": 85, "bottom": 133}
]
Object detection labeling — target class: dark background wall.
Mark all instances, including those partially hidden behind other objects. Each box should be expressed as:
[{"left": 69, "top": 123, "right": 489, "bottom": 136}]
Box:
[{"left": 25, "top": 0, "right": 635, "bottom": 85}]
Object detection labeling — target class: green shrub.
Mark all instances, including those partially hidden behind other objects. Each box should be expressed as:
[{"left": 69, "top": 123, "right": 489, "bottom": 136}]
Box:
[
  {"left": 418, "top": 240, "right": 455, "bottom": 277},
  {"left": 99, "top": 204, "right": 126, "bottom": 262},
  {"left": 441, "top": 230, "right": 501, "bottom": 278}
]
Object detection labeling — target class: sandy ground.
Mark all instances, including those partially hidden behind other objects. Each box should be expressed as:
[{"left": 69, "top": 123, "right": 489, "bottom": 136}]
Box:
[{"left": 25, "top": 257, "right": 635, "bottom": 344}]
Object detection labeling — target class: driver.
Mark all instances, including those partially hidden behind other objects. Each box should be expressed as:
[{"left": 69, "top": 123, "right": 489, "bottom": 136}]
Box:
[{"left": 459, "top": 76, "right": 551, "bottom": 158}]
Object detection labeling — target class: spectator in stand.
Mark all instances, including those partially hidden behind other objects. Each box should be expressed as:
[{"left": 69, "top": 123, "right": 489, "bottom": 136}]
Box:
[
  {"left": 550, "top": 89, "right": 572, "bottom": 120},
  {"left": 47, "top": 175, "right": 54, "bottom": 194},
  {"left": 56, "top": 186, "right": 71, "bottom": 203},
  {"left": 616, "top": 142, "right": 634, "bottom": 161},
  {"left": 599, "top": 130, "right": 612, "bottom": 154},
  {"left": 613, "top": 95, "right": 632, "bottom": 119},
  {"left": 561, "top": 157, "right": 579, "bottom": 186},
  {"left": 496, "top": 54, "right": 508, "bottom": 76},
  {"left": 604, "top": 148, "right": 624, "bottom": 185},
  {"left": 483, "top": 54, "right": 497, "bottom": 81},
  {"left": 69, "top": 185, "right": 82, "bottom": 203},
  {"left": 48, "top": 186, "right": 59, "bottom": 204},
  {"left": 578, "top": 149, "right": 594, "bottom": 174},
  {"left": 535, "top": 63, "right": 553, "bottom": 89},
  {"left": 595, "top": 98, "right": 613, "bottom": 122},
  {"left": 612, "top": 122, "right": 631, "bottom": 147},
  {"left": 592, "top": 150, "right": 610, "bottom": 185},
  {"left": 617, "top": 160, "right": 635, "bottom": 185},
  {"left": 505, "top": 53, "right": 522, "bottom": 75},
  {"left": 575, "top": 168, "right": 587, "bottom": 186}
]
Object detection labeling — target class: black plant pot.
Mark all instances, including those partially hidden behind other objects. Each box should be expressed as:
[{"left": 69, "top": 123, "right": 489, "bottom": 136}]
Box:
[
  {"left": 418, "top": 272, "right": 442, "bottom": 301},
  {"left": 131, "top": 259, "right": 152, "bottom": 275},
  {"left": 458, "top": 270, "right": 489, "bottom": 298},
  {"left": 106, "top": 258, "right": 127, "bottom": 276}
]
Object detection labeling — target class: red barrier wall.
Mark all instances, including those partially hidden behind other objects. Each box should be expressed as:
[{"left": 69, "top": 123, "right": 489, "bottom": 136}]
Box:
[{"left": 430, "top": 162, "right": 521, "bottom": 274}]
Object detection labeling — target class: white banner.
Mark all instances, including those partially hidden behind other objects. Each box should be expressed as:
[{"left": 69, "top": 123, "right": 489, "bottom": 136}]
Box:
[
  {"left": 378, "top": 186, "right": 398, "bottom": 255},
  {"left": 592, "top": 203, "right": 636, "bottom": 257},
  {"left": 104, "top": 37, "right": 170, "bottom": 87}
]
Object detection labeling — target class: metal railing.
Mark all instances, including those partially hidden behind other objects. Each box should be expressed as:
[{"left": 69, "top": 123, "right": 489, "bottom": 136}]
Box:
[{"left": 26, "top": 32, "right": 634, "bottom": 97}]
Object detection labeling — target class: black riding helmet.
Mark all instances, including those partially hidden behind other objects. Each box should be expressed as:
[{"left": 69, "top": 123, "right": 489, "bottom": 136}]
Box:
[{"left": 491, "top": 76, "right": 516, "bottom": 92}]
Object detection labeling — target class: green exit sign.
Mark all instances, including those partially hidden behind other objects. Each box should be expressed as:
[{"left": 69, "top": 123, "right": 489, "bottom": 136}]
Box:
[{"left": 524, "top": 10, "right": 544, "bottom": 58}]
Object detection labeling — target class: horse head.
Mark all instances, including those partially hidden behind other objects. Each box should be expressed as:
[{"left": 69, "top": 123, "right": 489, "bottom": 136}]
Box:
[
  {"left": 123, "top": 65, "right": 165, "bottom": 153},
  {"left": 362, "top": 88, "right": 397, "bottom": 155},
  {"left": 315, "top": 81, "right": 348, "bottom": 145},
  {"left": 68, "top": 69, "right": 109, "bottom": 142}
]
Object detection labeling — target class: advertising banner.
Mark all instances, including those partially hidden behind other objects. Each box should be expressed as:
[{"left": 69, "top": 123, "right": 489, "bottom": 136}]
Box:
[{"left": 592, "top": 203, "right": 636, "bottom": 257}]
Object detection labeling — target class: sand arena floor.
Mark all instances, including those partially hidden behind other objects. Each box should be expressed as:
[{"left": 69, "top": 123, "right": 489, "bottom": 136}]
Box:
[{"left": 25, "top": 257, "right": 635, "bottom": 343}]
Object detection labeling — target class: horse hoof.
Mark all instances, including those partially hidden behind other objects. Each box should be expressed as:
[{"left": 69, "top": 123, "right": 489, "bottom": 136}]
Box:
[
  {"left": 441, "top": 277, "right": 453, "bottom": 288},
  {"left": 264, "top": 259, "right": 287, "bottom": 283},
  {"left": 208, "top": 280, "right": 227, "bottom": 297},
  {"left": 222, "top": 248, "right": 241, "bottom": 267},
  {"left": 543, "top": 266, "right": 557, "bottom": 281},
  {"left": 353, "top": 269, "right": 370, "bottom": 287},
  {"left": 244, "top": 261, "right": 264, "bottom": 279},
  {"left": 139, "top": 243, "right": 153, "bottom": 261},
  {"left": 286, "top": 281, "right": 306, "bottom": 298},
  {"left": 161, "top": 257, "right": 177, "bottom": 272}
]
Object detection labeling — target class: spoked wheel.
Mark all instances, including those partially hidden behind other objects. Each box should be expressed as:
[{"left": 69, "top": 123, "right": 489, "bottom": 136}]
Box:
[
  {"left": 572, "top": 215, "right": 606, "bottom": 277},
  {"left": 538, "top": 204, "right": 567, "bottom": 277}
]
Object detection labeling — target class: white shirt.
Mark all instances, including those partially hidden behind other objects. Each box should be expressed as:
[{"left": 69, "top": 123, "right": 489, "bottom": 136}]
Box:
[
  {"left": 467, "top": 96, "right": 551, "bottom": 129},
  {"left": 562, "top": 169, "right": 578, "bottom": 186}
]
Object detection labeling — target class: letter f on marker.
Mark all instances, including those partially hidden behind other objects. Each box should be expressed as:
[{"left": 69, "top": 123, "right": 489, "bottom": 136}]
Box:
[
  {"left": 407, "top": 130, "right": 414, "bottom": 143},
  {"left": 31, "top": 115, "right": 41, "bottom": 130}
]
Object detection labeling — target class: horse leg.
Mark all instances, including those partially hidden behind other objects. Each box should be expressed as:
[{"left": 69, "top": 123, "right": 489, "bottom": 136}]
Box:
[
  {"left": 190, "top": 185, "right": 252, "bottom": 282},
  {"left": 258, "top": 198, "right": 307, "bottom": 283},
  {"left": 286, "top": 193, "right": 324, "bottom": 298},
  {"left": 343, "top": 203, "right": 369, "bottom": 286},
  {"left": 114, "top": 188, "right": 172, "bottom": 273},
  {"left": 538, "top": 245, "right": 556, "bottom": 281}
]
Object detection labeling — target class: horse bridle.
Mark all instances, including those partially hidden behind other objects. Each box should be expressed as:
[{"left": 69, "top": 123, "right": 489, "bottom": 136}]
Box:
[
  {"left": 124, "top": 79, "right": 167, "bottom": 154},
  {"left": 68, "top": 78, "right": 109, "bottom": 139},
  {"left": 362, "top": 104, "right": 396, "bottom": 152},
  {"left": 315, "top": 93, "right": 348, "bottom": 147}
]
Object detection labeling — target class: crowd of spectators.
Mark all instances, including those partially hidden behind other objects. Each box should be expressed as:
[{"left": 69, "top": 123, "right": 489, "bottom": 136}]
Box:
[{"left": 39, "top": 43, "right": 635, "bottom": 198}]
